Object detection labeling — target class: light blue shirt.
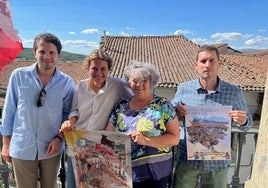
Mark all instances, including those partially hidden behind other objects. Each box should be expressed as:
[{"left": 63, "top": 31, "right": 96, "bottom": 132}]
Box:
[
  {"left": 0, "top": 63, "right": 75, "bottom": 160},
  {"left": 172, "top": 78, "right": 253, "bottom": 171}
]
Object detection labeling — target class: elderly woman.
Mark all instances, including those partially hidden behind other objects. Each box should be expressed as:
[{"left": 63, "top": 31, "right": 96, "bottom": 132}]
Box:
[{"left": 106, "top": 61, "right": 180, "bottom": 188}]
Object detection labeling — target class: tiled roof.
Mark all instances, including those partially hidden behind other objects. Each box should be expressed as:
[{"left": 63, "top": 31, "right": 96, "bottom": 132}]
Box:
[
  {"left": 220, "top": 54, "right": 267, "bottom": 91},
  {"left": 212, "top": 43, "right": 242, "bottom": 54},
  {"left": 100, "top": 35, "right": 199, "bottom": 88},
  {"left": 0, "top": 35, "right": 267, "bottom": 96},
  {"left": 249, "top": 49, "right": 268, "bottom": 57},
  {"left": 99, "top": 35, "right": 267, "bottom": 91},
  {"left": 0, "top": 60, "right": 88, "bottom": 89}
]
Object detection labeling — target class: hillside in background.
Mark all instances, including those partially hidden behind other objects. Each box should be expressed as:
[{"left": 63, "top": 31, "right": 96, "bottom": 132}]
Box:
[
  {"left": 17, "top": 48, "right": 87, "bottom": 61},
  {"left": 239, "top": 48, "right": 262, "bottom": 54}
]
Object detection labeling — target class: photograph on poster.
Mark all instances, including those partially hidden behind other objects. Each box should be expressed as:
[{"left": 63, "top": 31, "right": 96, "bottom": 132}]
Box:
[
  {"left": 65, "top": 130, "right": 132, "bottom": 188},
  {"left": 185, "top": 105, "right": 232, "bottom": 160}
]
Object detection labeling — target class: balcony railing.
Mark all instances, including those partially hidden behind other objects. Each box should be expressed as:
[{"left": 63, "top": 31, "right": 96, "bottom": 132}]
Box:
[
  {"left": 0, "top": 123, "right": 260, "bottom": 188},
  {"left": 230, "top": 125, "right": 259, "bottom": 188}
]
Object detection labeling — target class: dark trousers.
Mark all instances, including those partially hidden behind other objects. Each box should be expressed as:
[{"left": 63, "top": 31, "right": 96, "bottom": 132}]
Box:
[{"left": 133, "top": 175, "right": 170, "bottom": 188}]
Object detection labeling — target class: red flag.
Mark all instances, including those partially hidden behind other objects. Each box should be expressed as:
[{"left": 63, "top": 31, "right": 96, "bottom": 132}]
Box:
[{"left": 0, "top": 0, "right": 23, "bottom": 72}]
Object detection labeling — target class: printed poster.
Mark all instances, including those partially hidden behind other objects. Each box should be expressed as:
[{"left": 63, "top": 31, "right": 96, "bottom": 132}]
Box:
[
  {"left": 185, "top": 105, "right": 232, "bottom": 160},
  {"left": 64, "top": 130, "right": 132, "bottom": 188}
]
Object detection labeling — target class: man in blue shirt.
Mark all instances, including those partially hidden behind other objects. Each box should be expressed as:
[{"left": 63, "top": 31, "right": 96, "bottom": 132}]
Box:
[
  {"left": 172, "top": 45, "right": 252, "bottom": 188},
  {"left": 0, "top": 33, "right": 75, "bottom": 188}
]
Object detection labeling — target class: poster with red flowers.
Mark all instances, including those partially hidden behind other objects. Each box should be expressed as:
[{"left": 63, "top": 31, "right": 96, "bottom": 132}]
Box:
[
  {"left": 185, "top": 105, "right": 232, "bottom": 160},
  {"left": 64, "top": 130, "right": 132, "bottom": 188}
]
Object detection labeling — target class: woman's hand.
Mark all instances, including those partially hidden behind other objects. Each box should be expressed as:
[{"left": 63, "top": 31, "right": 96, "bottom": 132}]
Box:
[
  {"left": 60, "top": 120, "right": 75, "bottom": 132},
  {"left": 59, "top": 116, "right": 78, "bottom": 134},
  {"left": 128, "top": 131, "right": 146, "bottom": 145},
  {"left": 128, "top": 117, "right": 180, "bottom": 148}
]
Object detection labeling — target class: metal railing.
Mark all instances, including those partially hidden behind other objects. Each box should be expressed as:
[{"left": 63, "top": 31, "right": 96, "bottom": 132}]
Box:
[
  {"left": 230, "top": 126, "right": 259, "bottom": 188},
  {"left": 0, "top": 124, "right": 260, "bottom": 188}
]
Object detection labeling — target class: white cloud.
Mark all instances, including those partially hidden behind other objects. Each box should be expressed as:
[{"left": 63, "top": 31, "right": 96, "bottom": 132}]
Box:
[
  {"left": 63, "top": 39, "right": 99, "bottom": 48},
  {"left": 116, "top": 27, "right": 135, "bottom": 36},
  {"left": 244, "top": 35, "right": 268, "bottom": 47},
  {"left": 20, "top": 37, "right": 99, "bottom": 54},
  {"left": 191, "top": 38, "right": 211, "bottom": 45},
  {"left": 243, "top": 34, "right": 254, "bottom": 39},
  {"left": 21, "top": 38, "right": 34, "bottom": 48},
  {"left": 211, "top": 32, "right": 243, "bottom": 42},
  {"left": 81, "top": 28, "right": 99, "bottom": 35},
  {"left": 174, "top": 29, "right": 193, "bottom": 35},
  {"left": 258, "top": 29, "right": 266, "bottom": 33},
  {"left": 125, "top": 27, "right": 135, "bottom": 31},
  {"left": 69, "top": 32, "right": 76, "bottom": 35},
  {"left": 191, "top": 32, "right": 268, "bottom": 50},
  {"left": 120, "top": 31, "right": 130, "bottom": 36}
]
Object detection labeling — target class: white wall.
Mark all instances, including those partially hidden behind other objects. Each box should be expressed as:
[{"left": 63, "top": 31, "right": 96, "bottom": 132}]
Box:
[
  {"left": 244, "top": 91, "right": 259, "bottom": 114},
  {"left": 153, "top": 87, "right": 176, "bottom": 101}
]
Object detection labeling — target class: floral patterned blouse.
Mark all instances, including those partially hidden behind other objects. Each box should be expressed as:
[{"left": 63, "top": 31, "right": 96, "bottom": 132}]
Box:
[{"left": 109, "top": 95, "right": 176, "bottom": 182}]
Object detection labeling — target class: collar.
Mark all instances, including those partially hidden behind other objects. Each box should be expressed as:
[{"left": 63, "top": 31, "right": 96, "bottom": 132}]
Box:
[
  {"left": 196, "top": 77, "right": 223, "bottom": 94},
  {"left": 30, "top": 62, "right": 61, "bottom": 89}
]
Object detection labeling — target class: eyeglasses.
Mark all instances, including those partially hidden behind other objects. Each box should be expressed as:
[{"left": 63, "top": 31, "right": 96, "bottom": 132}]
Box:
[{"left": 37, "top": 88, "right": 46, "bottom": 107}]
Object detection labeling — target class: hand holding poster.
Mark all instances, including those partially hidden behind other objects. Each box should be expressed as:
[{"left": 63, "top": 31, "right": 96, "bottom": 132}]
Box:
[
  {"left": 185, "top": 105, "right": 232, "bottom": 160},
  {"left": 64, "top": 130, "right": 132, "bottom": 188}
]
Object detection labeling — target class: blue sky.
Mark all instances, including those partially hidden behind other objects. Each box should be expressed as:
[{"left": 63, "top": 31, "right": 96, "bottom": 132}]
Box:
[{"left": 8, "top": 0, "right": 268, "bottom": 55}]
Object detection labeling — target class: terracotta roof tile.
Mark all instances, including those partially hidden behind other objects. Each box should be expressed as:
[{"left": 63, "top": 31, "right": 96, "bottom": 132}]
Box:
[
  {"left": 100, "top": 35, "right": 199, "bottom": 88},
  {"left": 219, "top": 54, "right": 267, "bottom": 91},
  {"left": 99, "top": 35, "right": 267, "bottom": 91}
]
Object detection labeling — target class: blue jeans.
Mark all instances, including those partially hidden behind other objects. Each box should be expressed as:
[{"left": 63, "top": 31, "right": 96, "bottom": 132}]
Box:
[{"left": 67, "top": 156, "right": 76, "bottom": 188}]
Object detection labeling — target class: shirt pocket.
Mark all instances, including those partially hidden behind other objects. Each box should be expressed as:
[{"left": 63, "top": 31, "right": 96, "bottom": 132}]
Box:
[{"left": 11, "top": 131, "right": 32, "bottom": 151}]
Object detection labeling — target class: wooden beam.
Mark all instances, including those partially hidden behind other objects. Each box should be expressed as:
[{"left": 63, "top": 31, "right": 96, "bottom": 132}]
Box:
[{"left": 245, "top": 72, "right": 268, "bottom": 187}]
